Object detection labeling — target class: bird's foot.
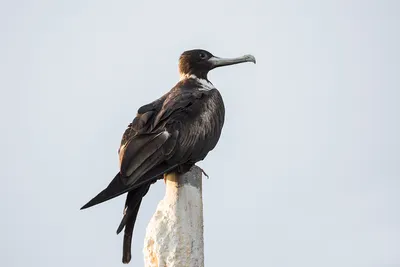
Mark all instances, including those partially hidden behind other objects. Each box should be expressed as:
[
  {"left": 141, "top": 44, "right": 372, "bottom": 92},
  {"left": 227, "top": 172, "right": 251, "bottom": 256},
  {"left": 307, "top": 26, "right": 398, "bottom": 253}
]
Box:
[{"left": 198, "top": 167, "right": 209, "bottom": 179}]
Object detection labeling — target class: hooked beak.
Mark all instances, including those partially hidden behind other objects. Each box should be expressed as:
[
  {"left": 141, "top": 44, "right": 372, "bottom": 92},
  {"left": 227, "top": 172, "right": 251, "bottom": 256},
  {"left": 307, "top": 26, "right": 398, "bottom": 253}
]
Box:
[{"left": 209, "top": 54, "right": 256, "bottom": 69}]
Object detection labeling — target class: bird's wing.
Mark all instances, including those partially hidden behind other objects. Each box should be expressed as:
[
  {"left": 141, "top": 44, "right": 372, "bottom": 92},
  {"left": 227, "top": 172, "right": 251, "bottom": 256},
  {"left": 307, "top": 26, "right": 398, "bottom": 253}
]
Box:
[
  {"left": 118, "top": 88, "right": 204, "bottom": 185},
  {"left": 80, "top": 89, "right": 203, "bottom": 210},
  {"left": 117, "top": 92, "right": 175, "bottom": 178},
  {"left": 153, "top": 87, "right": 224, "bottom": 162},
  {"left": 80, "top": 93, "right": 175, "bottom": 210},
  {"left": 80, "top": 86, "right": 217, "bottom": 210}
]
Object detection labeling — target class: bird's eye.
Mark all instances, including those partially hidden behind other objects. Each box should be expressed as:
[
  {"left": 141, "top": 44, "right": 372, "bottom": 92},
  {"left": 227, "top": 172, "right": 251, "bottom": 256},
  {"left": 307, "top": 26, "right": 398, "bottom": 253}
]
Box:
[{"left": 199, "top": 52, "right": 207, "bottom": 59}]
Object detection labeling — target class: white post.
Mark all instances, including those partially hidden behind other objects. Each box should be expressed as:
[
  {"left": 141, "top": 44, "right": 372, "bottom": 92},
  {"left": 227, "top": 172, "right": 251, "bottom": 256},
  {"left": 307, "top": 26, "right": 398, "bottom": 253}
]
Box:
[{"left": 143, "top": 166, "right": 204, "bottom": 267}]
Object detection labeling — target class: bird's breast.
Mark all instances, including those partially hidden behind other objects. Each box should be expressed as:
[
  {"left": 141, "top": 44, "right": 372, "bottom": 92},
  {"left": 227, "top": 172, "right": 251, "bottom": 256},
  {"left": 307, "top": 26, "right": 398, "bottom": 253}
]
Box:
[
  {"left": 181, "top": 90, "right": 225, "bottom": 147},
  {"left": 167, "top": 88, "right": 225, "bottom": 163},
  {"left": 197, "top": 90, "right": 224, "bottom": 132}
]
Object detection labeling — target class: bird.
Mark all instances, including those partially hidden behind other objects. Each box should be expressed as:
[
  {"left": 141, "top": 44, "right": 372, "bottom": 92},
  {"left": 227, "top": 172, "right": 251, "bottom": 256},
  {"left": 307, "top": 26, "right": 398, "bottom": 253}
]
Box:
[{"left": 80, "top": 49, "right": 256, "bottom": 264}]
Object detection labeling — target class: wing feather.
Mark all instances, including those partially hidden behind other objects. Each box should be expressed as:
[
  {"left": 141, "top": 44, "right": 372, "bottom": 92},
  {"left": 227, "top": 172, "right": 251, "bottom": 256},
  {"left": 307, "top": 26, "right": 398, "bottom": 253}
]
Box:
[{"left": 120, "top": 131, "right": 170, "bottom": 177}]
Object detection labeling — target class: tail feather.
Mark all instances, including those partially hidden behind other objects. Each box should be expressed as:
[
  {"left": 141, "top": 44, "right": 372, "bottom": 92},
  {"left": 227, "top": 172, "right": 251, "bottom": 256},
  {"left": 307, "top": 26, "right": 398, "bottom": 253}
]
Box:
[
  {"left": 116, "top": 183, "right": 151, "bottom": 235},
  {"left": 121, "top": 202, "right": 140, "bottom": 264},
  {"left": 117, "top": 183, "right": 152, "bottom": 264},
  {"left": 80, "top": 172, "right": 126, "bottom": 210},
  {"left": 80, "top": 163, "right": 178, "bottom": 210},
  {"left": 121, "top": 197, "right": 142, "bottom": 264}
]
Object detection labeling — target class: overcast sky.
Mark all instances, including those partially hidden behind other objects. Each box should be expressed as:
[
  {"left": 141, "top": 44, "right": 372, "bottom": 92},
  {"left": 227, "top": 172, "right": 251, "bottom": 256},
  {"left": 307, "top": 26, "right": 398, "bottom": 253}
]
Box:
[{"left": 1, "top": 0, "right": 399, "bottom": 266}]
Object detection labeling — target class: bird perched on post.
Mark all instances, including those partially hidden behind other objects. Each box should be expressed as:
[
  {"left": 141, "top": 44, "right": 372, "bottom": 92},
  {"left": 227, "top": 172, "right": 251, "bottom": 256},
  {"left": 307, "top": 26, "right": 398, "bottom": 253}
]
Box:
[{"left": 80, "top": 49, "right": 256, "bottom": 264}]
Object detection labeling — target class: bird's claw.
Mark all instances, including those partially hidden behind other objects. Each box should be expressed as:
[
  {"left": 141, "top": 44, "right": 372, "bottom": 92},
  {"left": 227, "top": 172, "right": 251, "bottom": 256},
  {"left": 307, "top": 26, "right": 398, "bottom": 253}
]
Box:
[{"left": 198, "top": 167, "right": 209, "bottom": 179}]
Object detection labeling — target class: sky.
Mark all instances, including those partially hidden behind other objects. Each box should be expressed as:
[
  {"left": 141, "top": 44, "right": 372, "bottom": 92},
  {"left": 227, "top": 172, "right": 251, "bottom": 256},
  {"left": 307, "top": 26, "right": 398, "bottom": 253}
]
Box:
[{"left": 1, "top": 0, "right": 399, "bottom": 266}]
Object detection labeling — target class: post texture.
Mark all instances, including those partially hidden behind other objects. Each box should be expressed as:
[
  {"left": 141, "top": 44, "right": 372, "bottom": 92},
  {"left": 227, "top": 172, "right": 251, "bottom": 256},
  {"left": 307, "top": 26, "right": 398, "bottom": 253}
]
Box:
[{"left": 143, "top": 165, "right": 204, "bottom": 267}]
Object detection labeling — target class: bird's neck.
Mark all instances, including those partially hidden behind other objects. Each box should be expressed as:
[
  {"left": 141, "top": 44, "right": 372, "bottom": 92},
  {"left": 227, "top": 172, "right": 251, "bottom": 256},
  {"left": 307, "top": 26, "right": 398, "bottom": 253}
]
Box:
[
  {"left": 179, "top": 69, "right": 208, "bottom": 80},
  {"left": 180, "top": 73, "right": 195, "bottom": 81},
  {"left": 180, "top": 73, "right": 208, "bottom": 81},
  {"left": 180, "top": 74, "right": 215, "bottom": 91}
]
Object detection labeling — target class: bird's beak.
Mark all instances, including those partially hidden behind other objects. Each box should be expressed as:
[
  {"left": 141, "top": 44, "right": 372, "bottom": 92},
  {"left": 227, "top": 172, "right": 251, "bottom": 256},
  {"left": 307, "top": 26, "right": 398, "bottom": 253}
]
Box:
[{"left": 209, "top": 54, "right": 256, "bottom": 69}]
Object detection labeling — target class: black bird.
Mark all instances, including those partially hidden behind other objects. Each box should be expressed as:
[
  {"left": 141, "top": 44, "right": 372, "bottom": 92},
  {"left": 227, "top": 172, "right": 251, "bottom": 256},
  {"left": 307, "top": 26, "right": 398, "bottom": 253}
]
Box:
[{"left": 81, "top": 49, "right": 256, "bottom": 263}]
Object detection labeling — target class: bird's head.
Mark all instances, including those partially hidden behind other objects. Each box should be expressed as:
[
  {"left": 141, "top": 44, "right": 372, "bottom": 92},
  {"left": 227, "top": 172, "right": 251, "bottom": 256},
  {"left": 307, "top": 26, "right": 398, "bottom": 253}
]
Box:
[{"left": 178, "top": 49, "right": 256, "bottom": 80}]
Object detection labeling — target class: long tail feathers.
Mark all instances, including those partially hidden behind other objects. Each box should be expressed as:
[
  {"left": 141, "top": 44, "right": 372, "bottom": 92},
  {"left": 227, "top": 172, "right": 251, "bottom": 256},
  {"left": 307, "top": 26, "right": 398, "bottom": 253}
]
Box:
[
  {"left": 119, "top": 184, "right": 151, "bottom": 264},
  {"left": 80, "top": 163, "right": 178, "bottom": 210},
  {"left": 80, "top": 172, "right": 126, "bottom": 210},
  {"left": 122, "top": 201, "right": 141, "bottom": 264},
  {"left": 116, "top": 183, "right": 151, "bottom": 234},
  {"left": 80, "top": 155, "right": 180, "bottom": 264}
]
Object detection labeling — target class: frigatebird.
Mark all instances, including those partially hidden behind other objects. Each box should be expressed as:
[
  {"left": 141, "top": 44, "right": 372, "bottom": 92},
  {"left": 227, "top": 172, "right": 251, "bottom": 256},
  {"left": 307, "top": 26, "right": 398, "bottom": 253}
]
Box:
[{"left": 81, "top": 49, "right": 256, "bottom": 263}]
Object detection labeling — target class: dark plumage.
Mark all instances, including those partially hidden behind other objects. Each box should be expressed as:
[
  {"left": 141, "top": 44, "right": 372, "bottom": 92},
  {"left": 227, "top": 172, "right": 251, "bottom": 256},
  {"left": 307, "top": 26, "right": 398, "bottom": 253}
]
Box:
[{"left": 80, "top": 49, "right": 256, "bottom": 264}]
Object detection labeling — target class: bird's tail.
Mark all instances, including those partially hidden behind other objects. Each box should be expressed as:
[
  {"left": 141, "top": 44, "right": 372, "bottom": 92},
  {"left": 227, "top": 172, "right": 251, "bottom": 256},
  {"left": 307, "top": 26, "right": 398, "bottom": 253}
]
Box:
[
  {"left": 80, "top": 163, "right": 178, "bottom": 210},
  {"left": 117, "top": 183, "right": 152, "bottom": 264}
]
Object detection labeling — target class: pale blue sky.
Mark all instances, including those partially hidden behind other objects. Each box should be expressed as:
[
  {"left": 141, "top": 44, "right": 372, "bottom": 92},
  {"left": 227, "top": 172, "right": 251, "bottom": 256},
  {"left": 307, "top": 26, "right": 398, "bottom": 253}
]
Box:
[{"left": 1, "top": 0, "right": 399, "bottom": 266}]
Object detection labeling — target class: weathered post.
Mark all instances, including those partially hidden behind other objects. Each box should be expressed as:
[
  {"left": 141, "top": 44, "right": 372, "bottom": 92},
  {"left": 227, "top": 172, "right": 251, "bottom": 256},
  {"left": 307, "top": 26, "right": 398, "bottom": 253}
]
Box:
[{"left": 143, "top": 165, "right": 204, "bottom": 267}]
